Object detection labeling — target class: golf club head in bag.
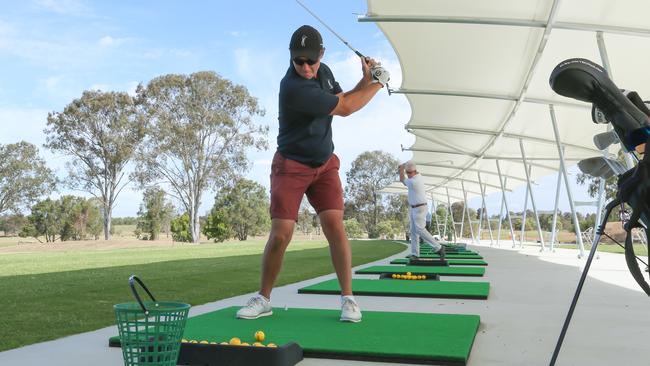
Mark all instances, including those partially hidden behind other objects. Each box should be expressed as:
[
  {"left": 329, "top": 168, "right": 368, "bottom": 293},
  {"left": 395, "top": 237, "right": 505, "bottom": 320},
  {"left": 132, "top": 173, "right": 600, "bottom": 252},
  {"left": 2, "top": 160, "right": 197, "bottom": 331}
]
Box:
[
  {"left": 549, "top": 58, "right": 650, "bottom": 151},
  {"left": 593, "top": 130, "right": 620, "bottom": 150},
  {"left": 577, "top": 156, "right": 628, "bottom": 179}
]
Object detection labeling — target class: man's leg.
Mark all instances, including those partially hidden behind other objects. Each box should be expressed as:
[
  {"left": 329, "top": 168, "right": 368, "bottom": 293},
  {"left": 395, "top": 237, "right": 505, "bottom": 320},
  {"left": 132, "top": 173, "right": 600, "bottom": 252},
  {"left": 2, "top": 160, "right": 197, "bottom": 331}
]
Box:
[
  {"left": 319, "top": 209, "right": 352, "bottom": 295},
  {"left": 409, "top": 208, "right": 419, "bottom": 257},
  {"left": 260, "top": 218, "right": 296, "bottom": 298},
  {"left": 414, "top": 207, "right": 442, "bottom": 252}
]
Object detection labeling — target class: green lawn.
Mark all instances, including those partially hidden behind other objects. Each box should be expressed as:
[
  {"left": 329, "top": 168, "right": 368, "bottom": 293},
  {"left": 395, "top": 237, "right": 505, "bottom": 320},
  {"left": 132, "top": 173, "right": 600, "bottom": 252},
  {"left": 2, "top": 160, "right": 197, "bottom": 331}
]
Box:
[{"left": 0, "top": 239, "right": 404, "bottom": 352}]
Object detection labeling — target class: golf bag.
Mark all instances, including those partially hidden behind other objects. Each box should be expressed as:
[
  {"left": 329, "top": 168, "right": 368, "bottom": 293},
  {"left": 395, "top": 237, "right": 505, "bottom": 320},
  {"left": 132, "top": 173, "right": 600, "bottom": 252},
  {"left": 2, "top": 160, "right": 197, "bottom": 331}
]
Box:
[{"left": 550, "top": 58, "right": 650, "bottom": 295}]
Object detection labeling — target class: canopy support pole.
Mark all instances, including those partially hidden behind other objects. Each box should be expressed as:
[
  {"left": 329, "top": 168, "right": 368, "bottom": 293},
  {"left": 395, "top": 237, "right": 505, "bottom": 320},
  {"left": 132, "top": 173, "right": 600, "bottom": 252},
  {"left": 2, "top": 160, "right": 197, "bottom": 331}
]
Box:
[
  {"left": 549, "top": 149, "right": 563, "bottom": 252},
  {"left": 549, "top": 105, "right": 585, "bottom": 258},
  {"left": 496, "top": 160, "right": 517, "bottom": 247},
  {"left": 461, "top": 181, "right": 476, "bottom": 243},
  {"left": 520, "top": 139, "right": 546, "bottom": 251}
]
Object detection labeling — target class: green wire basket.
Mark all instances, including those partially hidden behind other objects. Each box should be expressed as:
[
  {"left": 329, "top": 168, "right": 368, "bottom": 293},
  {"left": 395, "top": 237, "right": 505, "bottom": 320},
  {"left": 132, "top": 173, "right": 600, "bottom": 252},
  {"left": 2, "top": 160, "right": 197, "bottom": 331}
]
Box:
[{"left": 114, "top": 275, "right": 191, "bottom": 366}]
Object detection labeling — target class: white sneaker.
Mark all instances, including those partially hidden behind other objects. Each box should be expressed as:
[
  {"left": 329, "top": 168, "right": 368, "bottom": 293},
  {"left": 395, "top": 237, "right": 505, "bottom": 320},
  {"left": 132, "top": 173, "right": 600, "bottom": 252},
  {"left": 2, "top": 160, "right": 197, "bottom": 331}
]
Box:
[
  {"left": 340, "top": 296, "right": 362, "bottom": 323},
  {"left": 236, "top": 294, "right": 273, "bottom": 319}
]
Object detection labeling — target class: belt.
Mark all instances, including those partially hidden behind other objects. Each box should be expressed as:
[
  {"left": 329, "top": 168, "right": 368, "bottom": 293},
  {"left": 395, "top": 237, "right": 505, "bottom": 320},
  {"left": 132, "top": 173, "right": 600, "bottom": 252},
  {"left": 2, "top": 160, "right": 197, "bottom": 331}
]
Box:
[{"left": 411, "top": 203, "right": 427, "bottom": 208}]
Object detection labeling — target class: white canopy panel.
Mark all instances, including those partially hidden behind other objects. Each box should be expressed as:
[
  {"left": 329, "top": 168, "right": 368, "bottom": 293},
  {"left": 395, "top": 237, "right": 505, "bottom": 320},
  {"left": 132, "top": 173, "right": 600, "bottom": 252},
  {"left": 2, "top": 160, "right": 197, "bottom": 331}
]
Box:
[{"left": 365, "top": 0, "right": 650, "bottom": 202}]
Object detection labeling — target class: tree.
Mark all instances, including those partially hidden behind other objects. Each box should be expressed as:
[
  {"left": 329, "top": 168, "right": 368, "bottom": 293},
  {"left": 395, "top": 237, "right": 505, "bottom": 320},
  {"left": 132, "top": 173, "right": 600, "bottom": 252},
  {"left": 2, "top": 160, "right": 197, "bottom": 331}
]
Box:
[
  {"left": 135, "top": 187, "right": 175, "bottom": 240},
  {"left": 19, "top": 196, "right": 103, "bottom": 242},
  {"left": 343, "top": 218, "right": 364, "bottom": 239},
  {"left": 296, "top": 198, "right": 315, "bottom": 236},
  {"left": 45, "top": 90, "right": 145, "bottom": 240},
  {"left": 0, "top": 142, "right": 56, "bottom": 215},
  {"left": 202, "top": 207, "right": 230, "bottom": 243},
  {"left": 135, "top": 71, "right": 268, "bottom": 243},
  {"left": 384, "top": 194, "right": 409, "bottom": 239},
  {"left": 345, "top": 151, "right": 399, "bottom": 237},
  {"left": 211, "top": 179, "right": 270, "bottom": 241},
  {"left": 24, "top": 198, "right": 60, "bottom": 242},
  {"left": 0, "top": 214, "right": 28, "bottom": 236}
]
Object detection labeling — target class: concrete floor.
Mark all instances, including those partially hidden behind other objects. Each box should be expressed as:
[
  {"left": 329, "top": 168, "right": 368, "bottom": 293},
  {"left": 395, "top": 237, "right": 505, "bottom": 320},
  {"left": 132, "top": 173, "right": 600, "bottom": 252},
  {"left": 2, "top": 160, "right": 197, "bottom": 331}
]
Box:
[{"left": 1, "top": 240, "right": 649, "bottom": 366}]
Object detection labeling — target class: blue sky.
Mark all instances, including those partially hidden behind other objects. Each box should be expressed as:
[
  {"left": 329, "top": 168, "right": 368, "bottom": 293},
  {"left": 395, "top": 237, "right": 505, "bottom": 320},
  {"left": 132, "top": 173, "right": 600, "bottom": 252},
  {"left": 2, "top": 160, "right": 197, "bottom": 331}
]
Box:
[{"left": 0, "top": 0, "right": 598, "bottom": 218}]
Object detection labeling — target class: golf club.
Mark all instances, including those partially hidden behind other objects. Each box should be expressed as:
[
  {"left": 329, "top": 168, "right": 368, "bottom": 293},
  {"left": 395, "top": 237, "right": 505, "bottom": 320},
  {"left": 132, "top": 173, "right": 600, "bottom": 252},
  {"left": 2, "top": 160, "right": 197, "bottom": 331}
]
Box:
[
  {"left": 577, "top": 156, "right": 627, "bottom": 178},
  {"left": 295, "top": 0, "right": 365, "bottom": 58},
  {"left": 294, "top": 0, "right": 391, "bottom": 92},
  {"left": 593, "top": 130, "right": 620, "bottom": 150}
]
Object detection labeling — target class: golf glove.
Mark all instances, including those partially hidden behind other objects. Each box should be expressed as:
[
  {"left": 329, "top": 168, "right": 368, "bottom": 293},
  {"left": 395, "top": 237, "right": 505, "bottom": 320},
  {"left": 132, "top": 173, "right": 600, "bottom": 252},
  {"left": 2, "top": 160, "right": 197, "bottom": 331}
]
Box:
[{"left": 371, "top": 66, "right": 390, "bottom": 87}]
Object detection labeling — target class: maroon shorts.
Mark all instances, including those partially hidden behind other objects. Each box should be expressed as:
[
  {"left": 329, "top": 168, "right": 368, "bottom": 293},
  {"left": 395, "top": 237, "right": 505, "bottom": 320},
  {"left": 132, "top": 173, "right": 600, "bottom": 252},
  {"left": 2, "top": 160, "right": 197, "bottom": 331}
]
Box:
[{"left": 269, "top": 152, "right": 344, "bottom": 220}]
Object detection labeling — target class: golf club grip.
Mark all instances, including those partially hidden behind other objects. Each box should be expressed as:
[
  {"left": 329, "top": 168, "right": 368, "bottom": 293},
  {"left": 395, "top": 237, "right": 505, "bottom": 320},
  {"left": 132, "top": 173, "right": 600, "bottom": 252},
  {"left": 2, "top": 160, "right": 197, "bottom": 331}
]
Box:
[{"left": 129, "top": 275, "right": 157, "bottom": 314}]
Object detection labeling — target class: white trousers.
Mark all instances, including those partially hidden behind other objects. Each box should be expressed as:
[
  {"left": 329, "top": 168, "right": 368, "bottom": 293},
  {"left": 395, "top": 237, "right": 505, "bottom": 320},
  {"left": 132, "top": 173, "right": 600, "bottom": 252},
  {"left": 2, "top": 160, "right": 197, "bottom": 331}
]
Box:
[{"left": 409, "top": 205, "right": 442, "bottom": 256}]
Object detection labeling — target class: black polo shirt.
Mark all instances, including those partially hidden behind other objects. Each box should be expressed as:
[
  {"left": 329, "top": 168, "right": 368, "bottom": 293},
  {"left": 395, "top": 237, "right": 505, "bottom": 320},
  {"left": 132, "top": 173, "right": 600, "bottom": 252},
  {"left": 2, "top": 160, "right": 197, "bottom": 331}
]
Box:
[{"left": 277, "top": 62, "right": 343, "bottom": 167}]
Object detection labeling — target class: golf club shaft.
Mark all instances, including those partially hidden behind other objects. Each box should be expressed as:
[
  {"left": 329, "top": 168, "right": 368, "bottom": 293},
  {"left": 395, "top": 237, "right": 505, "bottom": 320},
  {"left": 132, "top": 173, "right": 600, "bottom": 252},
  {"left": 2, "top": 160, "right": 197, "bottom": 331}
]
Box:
[{"left": 295, "top": 0, "right": 365, "bottom": 58}]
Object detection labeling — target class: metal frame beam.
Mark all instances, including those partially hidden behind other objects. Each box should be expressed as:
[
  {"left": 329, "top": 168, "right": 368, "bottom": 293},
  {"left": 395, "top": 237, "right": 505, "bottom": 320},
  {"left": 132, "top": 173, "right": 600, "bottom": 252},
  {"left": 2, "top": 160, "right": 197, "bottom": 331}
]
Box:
[
  {"left": 405, "top": 146, "right": 582, "bottom": 162},
  {"left": 414, "top": 161, "right": 529, "bottom": 183},
  {"left": 407, "top": 124, "right": 600, "bottom": 154},
  {"left": 419, "top": 172, "right": 510, "bottom": 191},
  {"left": 389, "top": 88, "right": 588, "bottom": 109},
  {"left": 358, "top": 15, "right": 650, "bottom": 38}
]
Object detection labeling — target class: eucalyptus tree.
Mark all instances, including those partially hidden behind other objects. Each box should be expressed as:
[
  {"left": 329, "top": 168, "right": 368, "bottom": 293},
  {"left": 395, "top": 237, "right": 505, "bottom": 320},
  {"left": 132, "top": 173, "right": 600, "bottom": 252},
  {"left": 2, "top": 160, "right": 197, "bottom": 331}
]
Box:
[
  {"left": 345, "top": 150, "right": 399, "bottom": 237},
  {"left": 45, "top": 90, "right": 144, "bottom": 239},
  {"left": 135, "top": 71, "right": 268, "bottom": 243},
  {"left": 0, "top": 141, "right": 56, "bottom": 216}
]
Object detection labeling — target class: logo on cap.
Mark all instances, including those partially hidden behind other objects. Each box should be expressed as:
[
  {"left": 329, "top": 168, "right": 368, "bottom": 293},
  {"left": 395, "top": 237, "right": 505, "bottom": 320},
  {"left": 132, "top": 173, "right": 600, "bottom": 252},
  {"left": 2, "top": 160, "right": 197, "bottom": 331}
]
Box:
[{"left": 301, "top": 35, "right": 308, "bottom": 47}]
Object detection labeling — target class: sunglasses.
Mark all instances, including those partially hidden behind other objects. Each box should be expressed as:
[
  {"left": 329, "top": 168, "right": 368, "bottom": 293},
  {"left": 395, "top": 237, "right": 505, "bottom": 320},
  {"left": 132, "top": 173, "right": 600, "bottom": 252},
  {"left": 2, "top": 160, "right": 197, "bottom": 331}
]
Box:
[{"left": 293, "top": 57, "right": 318, "bottom": 66}]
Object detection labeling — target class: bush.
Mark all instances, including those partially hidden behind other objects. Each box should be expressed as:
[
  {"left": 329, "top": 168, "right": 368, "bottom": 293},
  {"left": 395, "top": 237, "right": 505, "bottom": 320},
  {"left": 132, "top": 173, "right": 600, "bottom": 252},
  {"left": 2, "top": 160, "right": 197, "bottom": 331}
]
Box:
[
  {"left": 170, "top": 213, "right": 192, "bottom": 242},
  {"left": 202, "top": 208, "right": 230, "bottom": 243}
]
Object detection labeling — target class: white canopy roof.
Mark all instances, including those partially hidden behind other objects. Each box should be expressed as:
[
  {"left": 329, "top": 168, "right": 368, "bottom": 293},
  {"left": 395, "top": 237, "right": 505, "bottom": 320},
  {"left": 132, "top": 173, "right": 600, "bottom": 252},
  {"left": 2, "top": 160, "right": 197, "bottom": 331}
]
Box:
[{"left": 363, "top": 0, "right": 650, "bottom": 204}]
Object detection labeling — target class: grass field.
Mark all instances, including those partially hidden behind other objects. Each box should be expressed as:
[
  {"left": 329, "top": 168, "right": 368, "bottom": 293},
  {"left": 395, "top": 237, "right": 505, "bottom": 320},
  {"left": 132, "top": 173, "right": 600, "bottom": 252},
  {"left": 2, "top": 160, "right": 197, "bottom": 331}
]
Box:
[{"left": 0, "top": 239, "right": 404, "bottom": 352}]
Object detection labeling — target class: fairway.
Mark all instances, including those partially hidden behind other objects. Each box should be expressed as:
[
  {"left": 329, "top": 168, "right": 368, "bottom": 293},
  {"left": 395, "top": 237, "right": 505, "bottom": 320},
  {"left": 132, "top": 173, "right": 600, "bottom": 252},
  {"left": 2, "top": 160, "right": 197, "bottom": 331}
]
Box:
[{"left": 0, "top": 239, "right": 404, "bottom": 352}]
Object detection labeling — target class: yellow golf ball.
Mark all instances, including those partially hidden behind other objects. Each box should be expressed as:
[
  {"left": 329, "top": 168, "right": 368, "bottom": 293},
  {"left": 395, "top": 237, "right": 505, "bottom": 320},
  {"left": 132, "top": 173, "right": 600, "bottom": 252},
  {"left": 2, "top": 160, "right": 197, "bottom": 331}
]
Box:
[
  {"left": 255, "top": 330, "right": 265, "bottom": 342},
  {"left": 229, "top": 337, "right": 241, "bottom": 346},
  {"left": 199, "top": 340, "right": 209, "bottom": 344},
  {"left": 253, "top": 342, "right": 264, "bottom": 347},
  {"left": 267, "top": 343, "right": 277, "bottom": 348},
  {"left": 241, "top": 342, "right": 250, "bottom": 346},
  {"left": 406, "top": 272, "right": 412, "bottom": 276}
]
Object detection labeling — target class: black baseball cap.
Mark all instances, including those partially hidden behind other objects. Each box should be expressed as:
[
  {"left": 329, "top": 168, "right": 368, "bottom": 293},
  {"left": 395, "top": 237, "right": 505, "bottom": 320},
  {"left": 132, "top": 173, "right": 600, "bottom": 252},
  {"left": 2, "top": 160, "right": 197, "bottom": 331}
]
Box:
[{"left": 289, "top": 25, "right": 323, "bottom": 61}]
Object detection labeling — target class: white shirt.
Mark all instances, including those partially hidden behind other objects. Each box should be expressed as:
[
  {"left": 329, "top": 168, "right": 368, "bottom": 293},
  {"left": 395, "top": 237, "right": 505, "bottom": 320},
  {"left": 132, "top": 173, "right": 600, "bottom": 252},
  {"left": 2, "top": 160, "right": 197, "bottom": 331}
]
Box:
[{"left": 402, "top": 173, "right": 427, "bottom": 206}]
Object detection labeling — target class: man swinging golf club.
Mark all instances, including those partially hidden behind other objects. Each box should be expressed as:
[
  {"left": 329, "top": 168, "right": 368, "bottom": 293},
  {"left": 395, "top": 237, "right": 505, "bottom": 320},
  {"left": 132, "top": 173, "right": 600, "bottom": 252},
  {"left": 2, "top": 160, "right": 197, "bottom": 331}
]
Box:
[
  {"left": 399, "top": 161, "right": 446, "bottom": 259},
  {"left": 236, "top": 25, "right": 390, "bottom": 322}
]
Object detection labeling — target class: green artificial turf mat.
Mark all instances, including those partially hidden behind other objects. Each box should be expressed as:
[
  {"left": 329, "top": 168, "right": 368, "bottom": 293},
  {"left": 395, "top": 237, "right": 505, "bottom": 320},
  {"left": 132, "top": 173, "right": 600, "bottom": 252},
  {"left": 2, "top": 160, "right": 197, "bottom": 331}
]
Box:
[
  {"left": 406, "top": 253, "right": 483, "bottom": 259},
  {"left": 356, "top": 265, "right": 485, "bottom": 277},
  {"left": 390, "top": 258, "right": 488, "bottom": 266},
  {"left": 177, "top": 306, "right": 479, "bottom": 365},
  {"left": 298, "top": 278, "right": 489, "bottom": 299}
]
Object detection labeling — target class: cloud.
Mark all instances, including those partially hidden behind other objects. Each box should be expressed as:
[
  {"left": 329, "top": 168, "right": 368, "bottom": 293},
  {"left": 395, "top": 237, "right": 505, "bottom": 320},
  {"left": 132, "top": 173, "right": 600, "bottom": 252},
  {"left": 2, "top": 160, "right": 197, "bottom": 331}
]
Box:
[
  {"left": 98, "top": 35, "right": 130, "bottom": 47},
  {"left": 33, "top": 0, "right": 91, "bottom": 16},
  {"left": 228, "top": 31, "right": 247, "bottom": 37}
]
